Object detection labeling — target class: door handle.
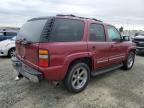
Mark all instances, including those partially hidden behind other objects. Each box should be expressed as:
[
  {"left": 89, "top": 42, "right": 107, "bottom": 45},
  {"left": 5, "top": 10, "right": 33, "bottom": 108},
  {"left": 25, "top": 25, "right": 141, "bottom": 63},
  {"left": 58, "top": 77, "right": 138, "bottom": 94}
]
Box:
[{"left": 92, "top": 46, "right": 96, "bottom": 50}]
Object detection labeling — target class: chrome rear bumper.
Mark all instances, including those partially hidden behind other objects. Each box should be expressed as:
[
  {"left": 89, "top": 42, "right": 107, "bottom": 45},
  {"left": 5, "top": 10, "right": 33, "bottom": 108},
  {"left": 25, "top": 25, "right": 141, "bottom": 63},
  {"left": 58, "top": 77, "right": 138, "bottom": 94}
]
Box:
[{"left": 11, "top": 57, "right": 43, "bottom": 83}]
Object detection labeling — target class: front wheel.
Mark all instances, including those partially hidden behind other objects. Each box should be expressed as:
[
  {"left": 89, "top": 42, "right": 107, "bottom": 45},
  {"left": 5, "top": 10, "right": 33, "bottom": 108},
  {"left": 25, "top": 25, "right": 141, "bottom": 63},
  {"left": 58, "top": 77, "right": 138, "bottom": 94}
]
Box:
[
  {"left": 64, "top": 63, "right": 90, "bottom": 93},
  {"left": 123, "top": 51, "right": 135, "bottom": 70},
  {"left": 8, "top": 48, "right": 15, "bottom": 58}
]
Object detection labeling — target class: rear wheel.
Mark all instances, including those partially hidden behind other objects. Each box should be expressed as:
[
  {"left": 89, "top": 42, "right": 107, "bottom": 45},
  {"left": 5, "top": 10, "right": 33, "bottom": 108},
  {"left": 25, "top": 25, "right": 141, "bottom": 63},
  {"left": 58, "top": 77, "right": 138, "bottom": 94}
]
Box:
[
  {"left": 123, "top": 51, "right": 135, "bottom": 70},
  {"left": 64, "top": 63, "right": 90, "bottom": 93},
  {"left": 8, "top": 48, "right": 15, "bottom": 58}
]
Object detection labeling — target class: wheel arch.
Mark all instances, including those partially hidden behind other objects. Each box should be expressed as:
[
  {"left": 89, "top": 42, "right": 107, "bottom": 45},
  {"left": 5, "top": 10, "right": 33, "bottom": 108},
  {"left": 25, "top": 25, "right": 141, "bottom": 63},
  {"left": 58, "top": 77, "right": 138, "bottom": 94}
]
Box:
[
  {"left": 64, "top": 56, "right": 93, "bottom": 80},
  {"left": 125, "top": 47, "right": 136, "bottom": 58}
]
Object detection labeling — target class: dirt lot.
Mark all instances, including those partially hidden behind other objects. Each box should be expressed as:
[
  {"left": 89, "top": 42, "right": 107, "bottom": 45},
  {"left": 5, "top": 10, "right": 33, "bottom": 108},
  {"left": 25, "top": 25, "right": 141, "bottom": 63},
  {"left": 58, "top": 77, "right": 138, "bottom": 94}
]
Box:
[{"left": 0, "top": 55, "right": 144, "bottom": 108}]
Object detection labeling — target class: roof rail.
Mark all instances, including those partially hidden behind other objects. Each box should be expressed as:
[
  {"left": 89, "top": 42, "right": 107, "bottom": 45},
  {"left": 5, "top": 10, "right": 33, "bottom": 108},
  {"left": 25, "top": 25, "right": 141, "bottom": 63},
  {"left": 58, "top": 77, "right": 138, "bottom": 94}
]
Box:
[
  {"left": 56, "top": 14, "right": 102, "bottom": 22},
  {"left": 91, "top": 18, "right": 102, "bottom": 22},
  {"left": 56, "top": 14, "right": 76, "bottom": 17}
]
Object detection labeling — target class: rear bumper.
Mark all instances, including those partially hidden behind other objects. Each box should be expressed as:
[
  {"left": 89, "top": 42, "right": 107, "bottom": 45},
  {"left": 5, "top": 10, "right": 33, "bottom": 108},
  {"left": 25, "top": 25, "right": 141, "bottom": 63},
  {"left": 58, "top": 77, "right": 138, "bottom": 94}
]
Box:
[{"left": 11, "top": 57, "right": 43, "bottom": 83}]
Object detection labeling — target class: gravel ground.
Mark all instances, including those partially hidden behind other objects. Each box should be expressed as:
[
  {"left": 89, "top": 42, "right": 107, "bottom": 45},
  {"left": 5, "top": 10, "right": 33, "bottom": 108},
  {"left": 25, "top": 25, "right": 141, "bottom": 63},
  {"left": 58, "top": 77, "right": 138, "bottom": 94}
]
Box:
[{"left": 0, "top": 55, "right": 144, "bottom": 108}]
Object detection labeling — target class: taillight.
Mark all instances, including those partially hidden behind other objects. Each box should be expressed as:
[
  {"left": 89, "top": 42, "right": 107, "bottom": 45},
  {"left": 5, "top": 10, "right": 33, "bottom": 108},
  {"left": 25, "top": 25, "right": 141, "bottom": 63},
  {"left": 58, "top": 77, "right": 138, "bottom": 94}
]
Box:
[{"left": 38, "top": 49, "right": 49, "bottom": 67}]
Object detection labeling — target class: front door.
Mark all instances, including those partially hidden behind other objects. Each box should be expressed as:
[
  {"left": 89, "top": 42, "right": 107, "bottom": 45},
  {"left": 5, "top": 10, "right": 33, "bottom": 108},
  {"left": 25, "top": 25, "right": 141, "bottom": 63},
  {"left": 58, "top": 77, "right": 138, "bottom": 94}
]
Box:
[{"left": 106, "top": 25, "right": 124, "bottom": 64}]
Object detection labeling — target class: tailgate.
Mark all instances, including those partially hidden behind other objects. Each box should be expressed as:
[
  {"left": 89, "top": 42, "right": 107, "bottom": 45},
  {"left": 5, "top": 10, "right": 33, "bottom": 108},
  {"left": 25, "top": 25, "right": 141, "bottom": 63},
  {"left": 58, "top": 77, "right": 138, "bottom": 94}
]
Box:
[
  {"left": 15, "top": 18, "right": 48, "bottom": 69},
  {"left": 16, "top": 41, "right": 39, "bottom": 69}
]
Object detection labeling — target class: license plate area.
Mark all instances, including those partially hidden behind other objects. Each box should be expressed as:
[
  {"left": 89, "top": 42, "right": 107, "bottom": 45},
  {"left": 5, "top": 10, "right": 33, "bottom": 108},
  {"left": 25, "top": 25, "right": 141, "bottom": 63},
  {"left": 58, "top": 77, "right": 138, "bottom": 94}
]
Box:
[{"left": 19, "top": 63, "right": 39, "bottom": 83}]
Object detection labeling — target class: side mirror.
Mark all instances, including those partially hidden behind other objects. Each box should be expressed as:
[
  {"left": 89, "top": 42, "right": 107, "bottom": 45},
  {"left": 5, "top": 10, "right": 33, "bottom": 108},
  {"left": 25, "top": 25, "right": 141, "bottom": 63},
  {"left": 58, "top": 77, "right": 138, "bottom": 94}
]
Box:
[{"left": 122, "top": 36, "right": 130, "bottom": 41}]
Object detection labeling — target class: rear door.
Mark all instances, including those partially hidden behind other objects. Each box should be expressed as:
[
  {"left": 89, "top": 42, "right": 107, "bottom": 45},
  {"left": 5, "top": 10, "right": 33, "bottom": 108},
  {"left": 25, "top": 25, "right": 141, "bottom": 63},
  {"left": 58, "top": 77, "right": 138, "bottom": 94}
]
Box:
[
  {"left": 88, "top": 23, "right": 110, "bottom": 69},
  {"left": 16, "top": 19, "right": 48, "bottom": 69},
  {"left": 106, "top": 25, "right": 125, "bottom": 64}
]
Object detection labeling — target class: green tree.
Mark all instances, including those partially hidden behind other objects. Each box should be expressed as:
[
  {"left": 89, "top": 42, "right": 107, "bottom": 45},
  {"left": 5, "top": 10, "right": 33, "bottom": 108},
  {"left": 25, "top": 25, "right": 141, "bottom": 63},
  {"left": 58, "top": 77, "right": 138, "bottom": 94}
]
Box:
[{"left": 119, "top": 27, "right": 124, "bottom": 33}]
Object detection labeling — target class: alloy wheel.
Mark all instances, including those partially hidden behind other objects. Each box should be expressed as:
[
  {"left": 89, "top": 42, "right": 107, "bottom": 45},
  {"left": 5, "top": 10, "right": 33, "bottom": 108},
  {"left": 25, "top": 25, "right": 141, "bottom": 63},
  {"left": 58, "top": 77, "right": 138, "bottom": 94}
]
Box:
[{"left": 71, "top": 67, "right": 88, "bottom": 90}]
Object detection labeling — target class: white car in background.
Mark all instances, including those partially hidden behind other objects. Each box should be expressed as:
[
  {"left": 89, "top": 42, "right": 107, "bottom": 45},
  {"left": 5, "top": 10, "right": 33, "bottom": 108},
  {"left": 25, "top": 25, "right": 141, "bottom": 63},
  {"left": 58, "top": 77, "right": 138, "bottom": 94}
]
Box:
[{"left": 0, "top": 36, "right": 16, "bottom": 57}]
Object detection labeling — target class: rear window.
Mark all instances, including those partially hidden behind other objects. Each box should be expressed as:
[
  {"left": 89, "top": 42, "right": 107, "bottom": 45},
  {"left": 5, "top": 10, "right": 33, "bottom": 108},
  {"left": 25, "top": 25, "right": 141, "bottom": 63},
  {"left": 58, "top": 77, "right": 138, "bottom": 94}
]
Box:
[
  {"left": 44, "top": 18, "right": 84, "bottom": 42},
  {"left": 17, "top": 19, "right": 47, "bottom": 42}
]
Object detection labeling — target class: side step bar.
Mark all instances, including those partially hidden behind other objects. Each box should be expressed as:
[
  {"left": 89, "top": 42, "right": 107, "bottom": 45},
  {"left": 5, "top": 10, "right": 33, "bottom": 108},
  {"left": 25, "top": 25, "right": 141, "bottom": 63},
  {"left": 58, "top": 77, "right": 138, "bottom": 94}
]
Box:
[{"left": 91, "top": 63, "right": 123, "bottom": 76}]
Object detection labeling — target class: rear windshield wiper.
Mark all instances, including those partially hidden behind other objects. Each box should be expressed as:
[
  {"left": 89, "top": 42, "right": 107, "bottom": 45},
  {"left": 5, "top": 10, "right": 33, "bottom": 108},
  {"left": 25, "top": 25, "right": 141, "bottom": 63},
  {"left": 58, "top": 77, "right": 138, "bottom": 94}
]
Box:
[{"left": 21, "top": 38, "right": 32, "bottom": 45}]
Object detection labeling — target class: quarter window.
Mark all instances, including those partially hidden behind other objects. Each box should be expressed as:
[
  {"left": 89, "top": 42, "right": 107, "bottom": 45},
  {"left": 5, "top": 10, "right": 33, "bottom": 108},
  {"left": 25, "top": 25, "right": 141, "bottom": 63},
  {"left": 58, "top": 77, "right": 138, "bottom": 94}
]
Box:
[
  {"left": 47, "top": 19, "right": 84, "bottom": 42},
  {"left": 89, "top": 24, "right": 105, "bottom": 41}
]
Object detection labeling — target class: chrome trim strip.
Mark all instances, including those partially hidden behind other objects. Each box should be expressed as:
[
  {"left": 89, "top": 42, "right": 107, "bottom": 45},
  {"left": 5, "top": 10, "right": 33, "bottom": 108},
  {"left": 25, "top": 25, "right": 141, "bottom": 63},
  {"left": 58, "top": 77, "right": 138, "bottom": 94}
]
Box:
[
  {"left": 97, "top": 59, "right": 108, "bottom": 63},
  {"left": 109, "top": 56, "right": 124, "bottom": 61}
]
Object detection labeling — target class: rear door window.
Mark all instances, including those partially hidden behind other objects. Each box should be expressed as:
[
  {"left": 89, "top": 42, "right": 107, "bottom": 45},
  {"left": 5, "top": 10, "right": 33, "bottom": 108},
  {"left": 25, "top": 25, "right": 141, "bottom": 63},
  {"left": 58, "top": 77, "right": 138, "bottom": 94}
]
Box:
[
  {"left": 46, "top": 18, "right": 84, "bottom": 42},
  {"left": 89, "top": 24, "right": 105, "bottom": 41}
]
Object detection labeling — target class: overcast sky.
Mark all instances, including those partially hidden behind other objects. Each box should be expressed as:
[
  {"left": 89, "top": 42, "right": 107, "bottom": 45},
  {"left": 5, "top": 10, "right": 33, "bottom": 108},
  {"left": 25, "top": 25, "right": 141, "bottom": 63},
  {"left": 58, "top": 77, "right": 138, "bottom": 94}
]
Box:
[{"left": 0, "top": 0, "right": 144, "bottom": 30}]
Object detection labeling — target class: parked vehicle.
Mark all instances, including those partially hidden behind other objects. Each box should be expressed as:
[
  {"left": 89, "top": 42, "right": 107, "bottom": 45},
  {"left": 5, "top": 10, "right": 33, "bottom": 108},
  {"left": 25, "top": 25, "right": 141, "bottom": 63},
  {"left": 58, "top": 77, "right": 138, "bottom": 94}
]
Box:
[
  {"left": 12, "top": 15, "right": 136, "bottom": 93},
  {"left": 132, "top": 34, "right": 144, "bottom": 54},
  {"left": 0, "top": 31, "right": 17, "bottom": 41},
  {"left": 0, "top": 36, "right": 16, "bottom": 57}
]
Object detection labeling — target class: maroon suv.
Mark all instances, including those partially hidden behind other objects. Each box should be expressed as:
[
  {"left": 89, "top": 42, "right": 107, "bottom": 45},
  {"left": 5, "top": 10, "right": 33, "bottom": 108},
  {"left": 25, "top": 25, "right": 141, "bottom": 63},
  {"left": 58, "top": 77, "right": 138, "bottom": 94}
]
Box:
[{"left": 12, "top": 15, "right": 136, "bottom": 93}]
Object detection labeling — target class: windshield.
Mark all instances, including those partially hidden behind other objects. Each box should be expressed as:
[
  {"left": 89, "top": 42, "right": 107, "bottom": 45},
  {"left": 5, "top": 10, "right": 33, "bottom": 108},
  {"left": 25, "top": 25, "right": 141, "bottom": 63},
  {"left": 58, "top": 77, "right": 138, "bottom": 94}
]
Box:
[
  {"left": 17, "top": 19, "right": 47, "bottom": 42},
  {"left": 6, "top": 32, "right": 17, "bottom": 36},
  {"left": 135, "top": 33, "right": 144, "bottom": 37}
]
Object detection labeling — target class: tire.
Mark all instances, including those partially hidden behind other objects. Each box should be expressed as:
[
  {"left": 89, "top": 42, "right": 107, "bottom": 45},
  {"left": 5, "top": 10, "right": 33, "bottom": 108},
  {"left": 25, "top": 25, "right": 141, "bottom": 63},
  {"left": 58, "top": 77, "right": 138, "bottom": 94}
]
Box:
[
  {"left": 64, "top": 62, "right": 90, "bottom": 93},
  {"left": 123, "top": 51, "right": 135, "bottom": 70},
  {"left": 8, "top": 48, "right": 15, "bottom": 58}
]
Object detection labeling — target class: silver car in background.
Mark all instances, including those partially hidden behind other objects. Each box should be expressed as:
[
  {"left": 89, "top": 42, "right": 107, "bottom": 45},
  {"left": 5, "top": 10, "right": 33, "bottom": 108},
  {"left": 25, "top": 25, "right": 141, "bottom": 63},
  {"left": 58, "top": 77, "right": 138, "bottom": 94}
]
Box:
[{"left": 0, "top": 36, "right": 16, "bottom": 57}]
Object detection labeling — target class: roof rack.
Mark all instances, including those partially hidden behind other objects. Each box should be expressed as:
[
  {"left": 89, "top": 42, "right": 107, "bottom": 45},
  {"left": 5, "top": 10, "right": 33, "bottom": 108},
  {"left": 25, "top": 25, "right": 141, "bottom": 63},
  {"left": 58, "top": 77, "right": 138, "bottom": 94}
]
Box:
[
  {"left": 56, "top": 14, "right": 76, "bottom": 17},
  {"left": 56, "top": 14, "right": 102, "bottom": 22},
  {"left": 28, "top": 17, "right": 50, "bottom": 21}
]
